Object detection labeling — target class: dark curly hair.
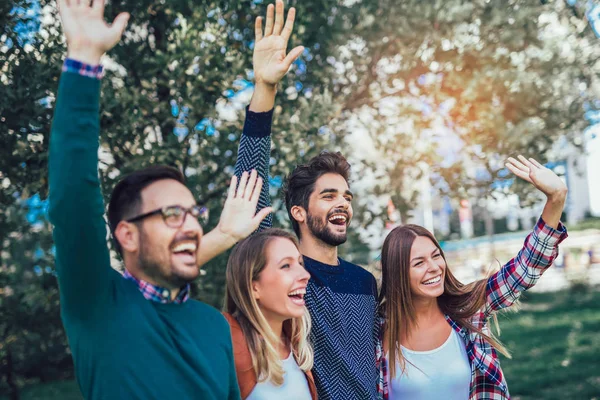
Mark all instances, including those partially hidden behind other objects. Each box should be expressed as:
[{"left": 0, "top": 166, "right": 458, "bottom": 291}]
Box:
[{"left": 282, "top": 151, "right": 351, "bottom": 238}]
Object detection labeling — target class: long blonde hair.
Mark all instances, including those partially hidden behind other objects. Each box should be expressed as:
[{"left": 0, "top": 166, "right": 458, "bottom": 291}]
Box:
[
  {"left": 379, "top": 224, "right": 511, "bottom": 379},
  {"left": 225, "top": 228, "right": 313, "bottom": 385}
]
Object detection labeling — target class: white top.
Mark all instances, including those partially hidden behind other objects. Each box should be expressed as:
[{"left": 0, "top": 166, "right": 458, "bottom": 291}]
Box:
[
  {"left": 246, "top": 351, "right": 312, "bottom": 400},
  {"left": 389, "top": 329, "right": 471, "bottom": 400}
]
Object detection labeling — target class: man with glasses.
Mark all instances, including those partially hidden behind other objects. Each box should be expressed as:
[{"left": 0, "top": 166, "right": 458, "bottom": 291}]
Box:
[{"left": 49, "top": 1, "right": 270, "bottom": 399}]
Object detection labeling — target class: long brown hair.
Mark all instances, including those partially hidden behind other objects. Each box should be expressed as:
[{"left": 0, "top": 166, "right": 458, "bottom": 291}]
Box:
[
  {"left": 379, "top": 224, "right": 510, "bottom": 378},
  {"left": 225, "top": 228, "right": 313, "bottom": 385}
]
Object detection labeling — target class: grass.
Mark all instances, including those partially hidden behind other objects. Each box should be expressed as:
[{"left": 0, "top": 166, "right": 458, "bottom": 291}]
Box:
[
  {"left": 497, "top": 288, "right": 600, "bottom": 399},
  {"left": 4, "top": 289, "right": 600, "bottom": 400},
  {"left": 568, "top": 217, "right": 600, "bottom": 232}
]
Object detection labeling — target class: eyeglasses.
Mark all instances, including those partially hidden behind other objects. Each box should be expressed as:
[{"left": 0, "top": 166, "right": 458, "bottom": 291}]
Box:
[{"left": 126, "top": 205, "right": 209, "bottom": 228}]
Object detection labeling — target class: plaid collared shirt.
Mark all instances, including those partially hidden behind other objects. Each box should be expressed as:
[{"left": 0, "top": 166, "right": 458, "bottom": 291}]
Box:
[
  {"left": 376, "top": 217, "right": 568, "bottom": 399},
  {"left": 123, "top": 269, "right": 190, "bottom": 304},
  {"left": 62, "top": 58, "right": 104, "bottom": 79}
]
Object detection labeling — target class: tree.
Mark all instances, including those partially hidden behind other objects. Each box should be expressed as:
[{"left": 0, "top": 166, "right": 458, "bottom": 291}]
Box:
[
  {"left": 0, "top": 0, "right": 350, "bottom": 393},
  {"left": 1, "top": 1, "right": 68, "bottom": 397},
  {"left": 319, "top": 0, "right": 600, "bottom": 237}
]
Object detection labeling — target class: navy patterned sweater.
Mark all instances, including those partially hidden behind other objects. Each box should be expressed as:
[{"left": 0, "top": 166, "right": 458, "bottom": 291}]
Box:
[{"left": 234, "top": 107, "right": 379, "bottom": 400}]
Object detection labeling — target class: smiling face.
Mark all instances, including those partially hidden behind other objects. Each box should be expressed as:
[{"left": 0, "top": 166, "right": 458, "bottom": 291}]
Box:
[
  {"left": 129, "top": 179, "right": 203, "bottom": 288},
  {"left": 303, "top": 173, "right": 353, "bottom": 246},
  {"left": 408, "top": 236, "right": 447, "bottom": 299},
  {"left": 253, "top": 237, "right": 310, "bottom": 322}
]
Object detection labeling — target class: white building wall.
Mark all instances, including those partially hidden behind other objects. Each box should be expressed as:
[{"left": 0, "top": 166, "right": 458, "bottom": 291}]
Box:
[
  {"left": 586, "top": 127, "right": 600, "bottom": 217},
  {"left": 566, "top": 149, "right": 591, "bottom": 223}
]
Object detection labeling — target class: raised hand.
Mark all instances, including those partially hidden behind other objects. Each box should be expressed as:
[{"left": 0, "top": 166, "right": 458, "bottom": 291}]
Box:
[
  {"left": 253, "top": 0, "right": 304, "bottom": 87},
  {"left": 505, "top": 155, "right": 568, "bottom": 201},
  {"left": 216, "top": 170, "right": 273, "bottom": 242},
  {"left": 58, "top": 0, "right": 129, "bottom": 65}
]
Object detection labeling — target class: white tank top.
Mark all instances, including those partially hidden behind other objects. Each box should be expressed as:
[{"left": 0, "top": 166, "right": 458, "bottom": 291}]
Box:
[
  {"left": 246, "top": 352, "right": 312, "bottom": 400},
  {"left": 389, "top": 329, "right": 471, "bottom": 400}
]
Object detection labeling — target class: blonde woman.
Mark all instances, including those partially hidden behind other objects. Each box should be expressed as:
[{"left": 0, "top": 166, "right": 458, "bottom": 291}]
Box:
[
  {"left": 222, "top": 2, "right": 316, "bottom": 398},
  {"left": 224, "top": 228, "right": 316, "bottom": 399},
  {"left": 376, "top": 156, "right": 568, "bottom": 399}
]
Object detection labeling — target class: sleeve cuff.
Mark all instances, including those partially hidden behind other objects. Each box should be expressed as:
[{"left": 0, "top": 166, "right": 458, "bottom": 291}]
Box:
[
  {"left": 534, "top": 216, "right": 568, "bottom": 246},
  {"left": 62, "top": 58, "right": 104, "bottom": 79},
  {"left": 242, "top": 106, "right": 274, "bottom": 138}
]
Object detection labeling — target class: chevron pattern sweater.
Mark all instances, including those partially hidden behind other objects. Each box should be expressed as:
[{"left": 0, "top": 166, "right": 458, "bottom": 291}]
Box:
[
  {"left": 234, "top": 109, "right": 379, "bottom": 399},
  {"left": 234, "top": 107, "right": 274, "bottom": 231}
]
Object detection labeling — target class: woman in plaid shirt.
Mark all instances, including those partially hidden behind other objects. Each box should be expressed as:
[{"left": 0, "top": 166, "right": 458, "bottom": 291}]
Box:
[{"left": 376, "top": 156, "right": 568, "bottom": 400}]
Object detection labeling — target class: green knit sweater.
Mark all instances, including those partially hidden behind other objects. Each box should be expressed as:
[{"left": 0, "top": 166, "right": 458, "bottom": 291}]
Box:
[{"left": 48, "top": 71, "right": 240, "bottom": 400}]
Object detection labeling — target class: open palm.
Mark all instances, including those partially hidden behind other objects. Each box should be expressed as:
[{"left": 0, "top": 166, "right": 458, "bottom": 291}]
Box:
[
  {"left": 58, "top": 0, "right": 129, "bottom": 63},
  {"left": 505, "top": 155, "right": 568, "bottom": 199},
  {"left": 217, "top": 170, "right": 272, "bottom": 241},
  {"left": 253, "top": 0, "right": 304, "bottom": 86}
]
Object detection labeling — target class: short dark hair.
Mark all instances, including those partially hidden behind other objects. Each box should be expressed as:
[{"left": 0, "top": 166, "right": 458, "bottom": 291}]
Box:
[
  {"left": 107, "top": 165, "right": 185, "bottom": 255},
  {"left": 282, "top": 151, "right": 351, "bottom": 238}
]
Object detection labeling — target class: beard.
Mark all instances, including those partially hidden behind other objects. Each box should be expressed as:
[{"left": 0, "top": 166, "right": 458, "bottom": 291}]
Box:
[
  {"left": 306, "top": 211, "right": 348, "bottom": 247},
  {"left": 138, "top": 230, "right": 194, "bottom": 289}
]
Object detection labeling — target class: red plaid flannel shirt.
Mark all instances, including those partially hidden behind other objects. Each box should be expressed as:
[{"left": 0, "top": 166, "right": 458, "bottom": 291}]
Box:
[{"left": 376, "top": 217, "right": 567, "bottom": 399}]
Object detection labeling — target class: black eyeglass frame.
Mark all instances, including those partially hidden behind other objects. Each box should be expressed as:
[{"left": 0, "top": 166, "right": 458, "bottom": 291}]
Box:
[{"left": 126, "top": 205, "right": 209, "bottom": 228}]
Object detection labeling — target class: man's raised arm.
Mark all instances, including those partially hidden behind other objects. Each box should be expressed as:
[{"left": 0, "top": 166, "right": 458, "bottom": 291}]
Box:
[
  {"left": 48, "top": 0, "right": 128, "bottom": 320},
  {"left": 234, "top": 0, "right": 304, "bottom": 232}
]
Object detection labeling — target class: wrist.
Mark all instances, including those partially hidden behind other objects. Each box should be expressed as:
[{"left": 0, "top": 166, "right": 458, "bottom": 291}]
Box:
[
  {"left": 216, "top": 225, "right": 239, "bottom": 248},
  {"left": 546, "top": 188, "right": 568, "bottom": 204},
  {"left": 249, "top": 82, "right": 277, "bottom": 113},
  {"left": 67, "top": 48, "right": 103, "bottom": 66},
  {"left": 254, "top": 80, "right": 278, "bottom": 92}
]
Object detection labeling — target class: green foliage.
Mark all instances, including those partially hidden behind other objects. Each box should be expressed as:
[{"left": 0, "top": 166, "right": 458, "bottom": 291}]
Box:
[
  {"left": 328, "top": 0, "right": 600, "bottom": 212},
  {"left": 0, "top": 380, "right": 82, "bottom": 400},
  {"left": 1, "top": 0, "right": 346, "bottom": 392},
  {"left": 0, "top": 208, "right": 70, "bottom": 395}
]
